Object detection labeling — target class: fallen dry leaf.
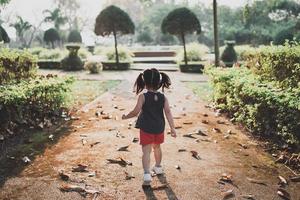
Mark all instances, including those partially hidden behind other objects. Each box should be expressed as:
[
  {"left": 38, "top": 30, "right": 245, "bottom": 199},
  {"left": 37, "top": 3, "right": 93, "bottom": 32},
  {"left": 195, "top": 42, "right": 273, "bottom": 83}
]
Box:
[
  {"left": 195, "top": 129, "right": 207, "bottom": 136},
  {"left": 102, "top": 115, "right": 112, "bottom": 119},
  {"left": 203, "top": 113, "right": 208, "bottom": 117},
  {"left": 212, "top": 128, "right": 221, "bottom": 133},
  {"left": 59, "top": 171, "right": 70, "bottom": 181},
  {"left": 217, "top": 120, "right": 226, "bottom": 124},
  {"left": 201, "top": 120, "right": 209, "bottom": 124},
  {"left": 72, "top": 164, "right": 88, "bottom": 173},
  {"left": 196, "top": 138, "right": 212, "bottom": 143},
  {"left": 246, "top": 177, "right": 267, "bottom": 186},
  {"left": 175, "top": 126, "right": 182, "bottom": 129},
  {"left": 152, "top": 184, "right": 169, "bottom": 190},
  {"left": 132, "top": 137, "right": 139, "bottom": 143},
  {"left": 90, "top": 142, "right": 100, "bottom": 148},
  {"left": 125, "top": 172, "right": 135, "bottom": 180},
  {"left": 190, "top": 150, "right": 201, "bottom": 160},
  {"left": 81, "top": 139, "right": 87, "bottom": 146},
  {"left": 278, "top": 175, "right": 288, "bottom": 186},
  {"left": 240, "top": 194, "right": 255, "bottom": 200},
  {"left": 178, "top": 149, "right": 187, "bottom": 152},
  {"left": 107, "top": 158, "right": 132, "bottom": 167},
  {"left": 183, "top": 133, "right": 197, "bottom": 139},
  {"left": 118, "top": 145, "right": 130, "bottom": 151},
  {"left": 183, "top": 121, "right": 193, "bottom": 125},
  {"left": 222, "top": 189, "right": 234, "bottom": 200},
  {"left": 220, "top": 173, "right": 233, "bottom": 183},
  {"left": 238, "top": 143, "right": 248, "bottom": 149},
  {"left": 290, "top": 176, "right": 300, "bottom": 182},
  {"left": 175, "top": 165, "right": 181, "bottom": 171},
  {"left": 277, "top": 188, "right": 291, "bottom": 200},
  {"left": 60, "top": 184, "right": 100, "bottom": 197}
]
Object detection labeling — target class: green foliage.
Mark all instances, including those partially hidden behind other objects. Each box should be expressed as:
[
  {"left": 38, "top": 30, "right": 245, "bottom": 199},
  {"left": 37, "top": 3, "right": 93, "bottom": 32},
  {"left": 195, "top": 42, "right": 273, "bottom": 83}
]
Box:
[
  {"left": 0, "top": 25, "right": 10, "bottom": 43},
  {"left": 84, "top": 61, "right": 103, "bottom": 74},
  {"left": 61, "top": 45, "right": 83, "bottom": 71},
  {"left": 68, "top": 30, "right": 82, "bottom": 43},
  {"left": 78, "top": 48, "right": 92, "bottom": 59},
  {"left": 176, "top": 42, "right": 208, "bottom": 62},
  {"left": 221, "top": 41, "right": 237, "bottom": 67},
  {"left": 44, "top": 28, "right": 61, "bottom": 48},
  {"left": 0, "top": 48, "right": 37, "bottom": 84},
  {"left": 0, "top": 76, "right": 73, "bottom": 137},
  {"left": 137, "top": 31, "right": 153, "bottom": 44},
  {"left": 94, "top": 5, "right": 135, "bottom": 37},
  {"left": 208, "top": 67, "right": 300, "bottom": 146},
  {"left": 274, "top": 28, "right": 294, "bottom": 45},
  {"left": 161, "top": 7, "right": 201, "bottom": 36},
  {"left": 43, "top": 8, "right": 67, "bottom": 30},
  {"left": 105, "top": 46, "right": 133, "bottom": 62},
  {"left": 242, "top": 43, "right": 300, "bottom": 88},
  {"left": 38, "top": 48, "right": 65, "bottom": 60}
]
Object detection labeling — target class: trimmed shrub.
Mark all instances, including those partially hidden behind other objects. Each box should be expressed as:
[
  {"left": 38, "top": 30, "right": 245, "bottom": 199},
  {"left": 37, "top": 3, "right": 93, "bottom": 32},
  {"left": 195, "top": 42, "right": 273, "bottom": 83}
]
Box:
[
  {"left": 274, "top": 28, "right": 294, "bottom": 45},
  {"left": 221, "top": 41, "right": 237, "bottom": 67},
  {"left": 61, "top": 45, "right": 84, "bottom": 71},
  {"left": 176, "top": 42, "right": 208, "bottom": 63},
  {"left": 242, "top": 43, "right": 300, "bottom": 88},
  {"left": 84, "top": 61, "right": 103, "bottom": 74},
  {"left": 0, "top": 48, "right": 37, "bottom": 84},
  {"left": 105, "top": 46, "right": 133, "bottom": 62},
  {"left": 208, "top": 67, "right": 300, "bottom": 146},
  {"left": 68, "top": 30, "right": 82, "bottom": 43},
  {"left": 38, "top": 48, "right": 66, "bottom": 60},
  {"left": 0, "top": 76, "right": 73, "bottom": 139},
  {"left": 44, "top": 28, "right": 61, "bottom": 49}
]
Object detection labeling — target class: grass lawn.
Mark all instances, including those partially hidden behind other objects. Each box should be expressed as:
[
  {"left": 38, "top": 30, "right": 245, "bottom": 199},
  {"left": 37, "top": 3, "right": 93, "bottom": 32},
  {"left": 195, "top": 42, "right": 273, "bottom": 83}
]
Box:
[
  {"left": 69, "top": 79, "right": 121, "bottom": 106},
  {"left": 186, "top": 81, "right": 213, "bottom": 102}
]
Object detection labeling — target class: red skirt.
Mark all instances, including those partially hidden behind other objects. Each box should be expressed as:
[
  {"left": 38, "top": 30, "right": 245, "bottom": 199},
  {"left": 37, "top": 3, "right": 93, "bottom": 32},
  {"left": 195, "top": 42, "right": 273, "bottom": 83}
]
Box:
[{"left": 140, "top": 129, "right": 164, "bottom": 145}]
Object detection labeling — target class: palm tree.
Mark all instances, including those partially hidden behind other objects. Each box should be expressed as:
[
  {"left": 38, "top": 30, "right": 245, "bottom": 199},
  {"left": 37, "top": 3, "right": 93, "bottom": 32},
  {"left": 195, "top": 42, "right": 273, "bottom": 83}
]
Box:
[
  {"left": 10, "top": 16, "right": 32, "bottom": 47},
  {"left": 43, "top": 8, "right": 67, "bottom": 30},
  {"left": 213, "top": 0, "right": 220, "bottom": 66}
]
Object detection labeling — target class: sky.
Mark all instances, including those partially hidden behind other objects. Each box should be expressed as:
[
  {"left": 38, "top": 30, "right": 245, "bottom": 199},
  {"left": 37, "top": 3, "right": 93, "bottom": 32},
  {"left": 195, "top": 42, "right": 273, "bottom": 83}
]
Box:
[{"left": 1, "top": 0, "right": 248, "bottom": 44}]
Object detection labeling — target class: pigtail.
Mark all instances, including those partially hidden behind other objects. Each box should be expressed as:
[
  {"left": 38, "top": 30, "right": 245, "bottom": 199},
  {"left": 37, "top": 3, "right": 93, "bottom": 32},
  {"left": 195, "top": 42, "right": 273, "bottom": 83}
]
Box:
[
  {"left": 160, "top": 72, "right": 171, "bottom": 92},
  {"left": 134, "top": 73, "right": 145, "bottom": 94}
]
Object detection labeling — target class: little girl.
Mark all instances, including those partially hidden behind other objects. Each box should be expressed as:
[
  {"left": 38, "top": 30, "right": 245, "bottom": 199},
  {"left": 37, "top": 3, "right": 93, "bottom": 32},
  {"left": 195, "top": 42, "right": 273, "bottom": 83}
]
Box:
[{"left": 122, "top": 68, "right": 176, "bottom": 185}]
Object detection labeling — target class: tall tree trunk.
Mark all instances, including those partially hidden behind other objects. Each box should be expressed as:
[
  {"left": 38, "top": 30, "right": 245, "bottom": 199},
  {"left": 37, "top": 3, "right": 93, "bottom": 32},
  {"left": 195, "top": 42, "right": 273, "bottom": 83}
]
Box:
[
  {"left": 51, "top": 41, "right": 55, "bottom": 49},
  {"left": 181, "top": 32, "right": 188, "bottom": 67},
  {"left": 113, "top": 29, "right": 119, "bottom": 67},
  {"left": 213, "top": 0, "right": 220, "bottom": 66}
]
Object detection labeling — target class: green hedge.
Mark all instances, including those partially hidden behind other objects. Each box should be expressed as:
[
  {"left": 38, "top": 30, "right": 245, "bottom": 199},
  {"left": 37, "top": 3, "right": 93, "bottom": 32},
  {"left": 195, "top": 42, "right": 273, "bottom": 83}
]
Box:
[
  {"left": 242, "top": 43, "right": 300, "bottom": 88},
  {"left": 208, "top": 67, "right": 300, "bottom": 146},
  {"left": 0, "top": 48, "right": 37, "bottom": 84},
  {"left": 0, "top": 76, "right": 73, "bottom": 138}
]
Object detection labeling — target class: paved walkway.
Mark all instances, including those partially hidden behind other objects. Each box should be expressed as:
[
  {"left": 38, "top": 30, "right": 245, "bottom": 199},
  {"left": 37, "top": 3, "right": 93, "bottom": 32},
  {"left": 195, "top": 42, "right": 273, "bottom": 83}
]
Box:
[{"left": 0, "top": 70, "right": 299, "bottom": 200}]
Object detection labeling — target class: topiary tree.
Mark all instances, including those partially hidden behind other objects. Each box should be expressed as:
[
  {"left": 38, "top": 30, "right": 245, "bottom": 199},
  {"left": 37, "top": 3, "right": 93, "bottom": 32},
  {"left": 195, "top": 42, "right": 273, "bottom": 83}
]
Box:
[
  {"left": 161, "top": 7, "right": 201, "bottom": 67},
  {"left": 68, "top": 30, "right": 82, "bottom": 43},
  {"left": 94, "top": 5, "right": 135, "bottom": 66},
  {"left": 0, "top": 25, "right": 10, "bottom": 43},
  {"left": 44, "top": 28, "right": 60, "bottom": 49},
  {"left": 221, "top": 40, "right": 237, "bottom": 67}
]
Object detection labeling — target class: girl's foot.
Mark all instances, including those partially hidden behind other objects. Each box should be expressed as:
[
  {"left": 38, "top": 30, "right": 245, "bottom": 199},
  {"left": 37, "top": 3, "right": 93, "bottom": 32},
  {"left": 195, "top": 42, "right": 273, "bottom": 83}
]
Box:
[
  {"left": 152, "top": 166, "right": 164, "bottom": 175},
  {"left": 143, "top": 173, "right": 152, "bottom": 185}
]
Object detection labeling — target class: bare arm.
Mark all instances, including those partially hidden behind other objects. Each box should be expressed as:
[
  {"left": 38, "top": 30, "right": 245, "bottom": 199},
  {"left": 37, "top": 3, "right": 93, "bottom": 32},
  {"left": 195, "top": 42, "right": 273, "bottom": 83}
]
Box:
[
  {"left": 122, "top": 94, "right": 144, "bottom": 119},
  {"left": 164, "top": 97, "right": 176, "bottom": 137}
]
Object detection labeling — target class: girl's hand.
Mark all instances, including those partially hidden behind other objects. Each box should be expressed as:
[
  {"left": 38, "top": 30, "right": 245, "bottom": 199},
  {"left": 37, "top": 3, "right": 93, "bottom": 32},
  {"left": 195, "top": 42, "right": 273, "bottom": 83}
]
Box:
[
  {"left": 170, "top": 128, "right": 177, "bottom": 138},
  {"left": 122, "top": 114, "right": 127, "bottom": 120}
]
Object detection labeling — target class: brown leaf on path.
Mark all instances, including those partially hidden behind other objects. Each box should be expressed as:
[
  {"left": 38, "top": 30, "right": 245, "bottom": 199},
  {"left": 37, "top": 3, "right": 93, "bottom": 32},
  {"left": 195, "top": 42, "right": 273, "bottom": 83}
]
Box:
[
  {"left": 195, "top": 129, "right": 207, "bottom": 136},
  {"left": 290, "top": 176, "right": 300, "bottom": 182},
  {"left": 222, "top": 189, "right": 234, "bottom": 200},
  {"left": 241, "top": 194, "right": 255, "bottom": 199},
  {"left": 81, "top": 139, "right": 87, "bottom": 146},
  {"left": 132, "top": 137, "right": 139, "bottom": 143},
  {"left": 203, "top": 113, "right": 208, "bottom": 117},
  {"left": 246, "top": 177, "right": 267, "bottom": 186},
  {"left": 196, "top": 138, "right": 212, "bottom": 143},
  {"left": 59, "top": 171, "right": 70, "bottom": 181},
  {"left": 173, "top": 116, "right": 181, "bottom": 119},
  {"left": 183, "top": 121, "right": 193, "bottom": 125},
  {"left": 190, "top": 150, "right": 201, "bottom": 160},
  {"left": 175, "top": 165, "right": 181, "bottom": 171},
  {"left": 152, "top": 184, "right": 169, "bottom": 190},
  {"left": 118, "top": 145, "right": 130, "bottom": 151},
  {"left": 72, "top": 164, "right": 89, "bottom": 172},
  {"left": 278, "top": 175, "right": 288, "bottom": 186},
  {"left": 90, "top": 142, "right": 100, "bottom": 148},
  {"left": 217, "top": 120, "right": 226, "bottom": 124},
  {"left": 277, "top": 188, "right": 291, "bottom": 200},
  {"left": 125, "top": 172, "right": 135, "bottom": 180},
  {"left": 107, "top": 157, "right": 132, "bottom": 167},
  {"left": 212, "top": 128, "right": 221, "bottom": 133},
  {"left": 220, "top": 173, "right": 233, "bottom": 183},
  {"left": 102, "top": 115, "right": 112, "bottom": 119},
  {"left": 238, "top": 143, "right": 248, "bottom": 149},
  {"left": 183, "top": 133, "right": 197, "bottom": 139},
  {"left": 60, "top": 184, "right": 100, "bottom": 197},
  {"left": 178, "top": 149, "right": 186, "bottom": 152},
  {"left": 175, "top": 126, "right": 182, "bottom": 129},
  {"left": 201, "top": 120, "right": 209, "bottom": 124}
]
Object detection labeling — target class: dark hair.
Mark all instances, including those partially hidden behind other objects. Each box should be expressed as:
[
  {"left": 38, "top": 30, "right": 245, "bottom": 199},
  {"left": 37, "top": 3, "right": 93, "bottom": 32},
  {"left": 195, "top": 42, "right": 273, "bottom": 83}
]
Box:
[{"left": 134, "top": 68, "right": 171, "bottom": 94}]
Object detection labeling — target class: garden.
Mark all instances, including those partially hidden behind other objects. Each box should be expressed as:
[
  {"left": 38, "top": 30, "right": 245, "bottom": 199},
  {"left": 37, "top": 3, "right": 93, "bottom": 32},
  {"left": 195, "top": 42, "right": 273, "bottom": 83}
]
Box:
[{"left": 0, "top": 0, "right": 300, "bottom": 199}]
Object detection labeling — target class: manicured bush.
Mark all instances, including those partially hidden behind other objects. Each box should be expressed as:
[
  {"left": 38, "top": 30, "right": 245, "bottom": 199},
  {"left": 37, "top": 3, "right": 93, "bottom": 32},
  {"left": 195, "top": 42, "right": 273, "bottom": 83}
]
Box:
[
  {"left": 242, "top": 43, "right": 300, "bottom": 88},
  {"left": 61, "top": 44, "right": 84, "bottom": 71},
  {"left": 0, "top": 76, "right": 73, "bottom": 139},
  {"left": 105, "top": 46, "right": 133, "bottom": 62},
  {"left": 274, "top": 28, "right": 294, "bottom": 45},
  {"left": 68, "top": 30, "right": 82, "bottom": 43},
  {"left": 84, "top": 61, "right": 103, "bottom": 74},
  {"left": 0, "top": 25, "right": 10, "bottom": 43},
  {"left": 176, "top": 42, "right": 208, "bottom": 63},
  {"left": 44, "top": 28, "right": 61, "bottom": 49},
  {"left": 208, "top": 67, "right": 300, "bottom": 146},
  {"left": 221, "top": 41, "right": 237, "bottom": 67},
  {"left": 0, "top": 48, "right": 37, "bottom": 84}
]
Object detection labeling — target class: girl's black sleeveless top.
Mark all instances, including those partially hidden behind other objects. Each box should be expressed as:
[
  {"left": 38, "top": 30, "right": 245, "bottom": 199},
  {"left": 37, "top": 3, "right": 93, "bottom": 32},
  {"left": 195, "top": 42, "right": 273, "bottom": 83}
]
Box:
[{"left": 136, "top": 91, "right": 165, "bottom": 134}]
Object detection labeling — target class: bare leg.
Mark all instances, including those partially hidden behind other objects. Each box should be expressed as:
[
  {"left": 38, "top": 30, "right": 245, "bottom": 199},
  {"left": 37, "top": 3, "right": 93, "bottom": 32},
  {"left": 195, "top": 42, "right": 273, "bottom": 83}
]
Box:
[
  {"left": 142, "top": 144, "right": 152, "bottom": 173},
  {"left": 153, "top": 144, "right": 162, "bottom": 167}
]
